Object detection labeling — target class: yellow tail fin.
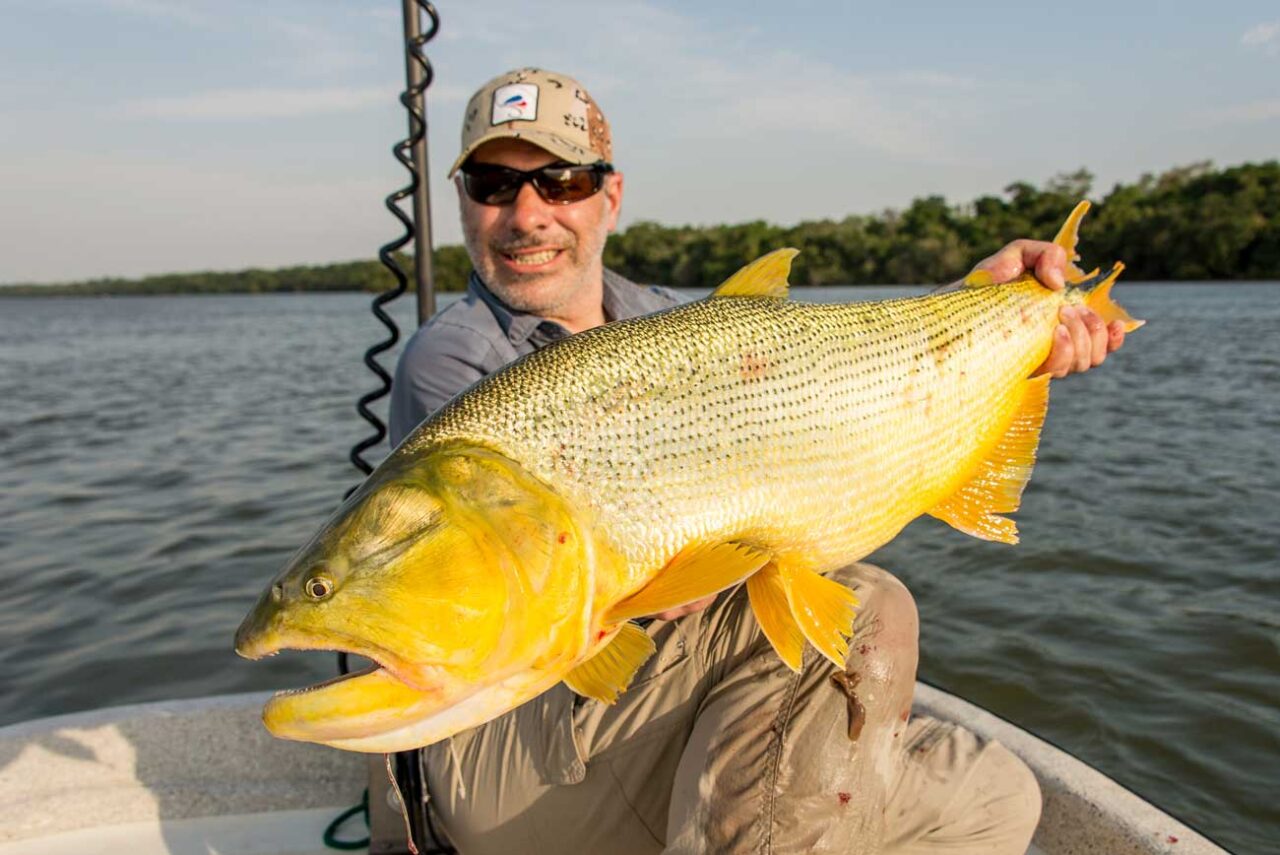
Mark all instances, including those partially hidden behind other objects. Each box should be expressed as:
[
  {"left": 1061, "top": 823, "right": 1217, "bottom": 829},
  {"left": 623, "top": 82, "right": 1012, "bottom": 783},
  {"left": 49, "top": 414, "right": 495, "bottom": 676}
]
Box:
[{"left": 1082, "top": 262, "right": 1145, "bottom": 332}]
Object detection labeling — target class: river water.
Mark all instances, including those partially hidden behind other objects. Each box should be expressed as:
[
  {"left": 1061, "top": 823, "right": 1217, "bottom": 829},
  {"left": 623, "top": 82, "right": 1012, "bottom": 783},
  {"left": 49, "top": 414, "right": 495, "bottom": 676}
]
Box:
[{"left": 0, "top": 285, "right": 1275, "bottom": 851}]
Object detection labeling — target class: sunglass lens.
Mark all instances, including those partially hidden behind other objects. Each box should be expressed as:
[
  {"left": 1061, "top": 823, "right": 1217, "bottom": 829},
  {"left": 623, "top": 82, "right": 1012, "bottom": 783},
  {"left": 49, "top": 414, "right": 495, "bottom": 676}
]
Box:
[
  {"left": 462, "top": 164, "right": 609, "bottom": 205},
  {"left": 463, "top": 168, "right": 521, "bottom": 205},
  {"left": 534, "top": 167, "right": 601, "bottom": 203}
]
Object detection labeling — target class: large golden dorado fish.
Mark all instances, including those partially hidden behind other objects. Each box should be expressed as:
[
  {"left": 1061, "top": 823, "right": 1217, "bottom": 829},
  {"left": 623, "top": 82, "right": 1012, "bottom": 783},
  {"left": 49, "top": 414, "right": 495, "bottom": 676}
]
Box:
[{"left": 235, "top": 202, "right": 1142, "bottom": 753}]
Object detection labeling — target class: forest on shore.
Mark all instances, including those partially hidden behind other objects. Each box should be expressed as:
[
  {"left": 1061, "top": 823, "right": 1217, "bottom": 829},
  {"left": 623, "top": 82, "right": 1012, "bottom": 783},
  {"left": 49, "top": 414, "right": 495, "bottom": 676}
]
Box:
[{"left": 4, "top": 160, "right": 1277, "bottom": 297}]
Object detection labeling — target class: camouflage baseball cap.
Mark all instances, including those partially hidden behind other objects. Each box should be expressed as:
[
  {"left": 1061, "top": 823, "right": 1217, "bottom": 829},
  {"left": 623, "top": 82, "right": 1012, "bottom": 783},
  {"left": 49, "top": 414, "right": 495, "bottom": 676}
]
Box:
[{"left": 448, "top": 68, "right": 613, "bottom": 177}]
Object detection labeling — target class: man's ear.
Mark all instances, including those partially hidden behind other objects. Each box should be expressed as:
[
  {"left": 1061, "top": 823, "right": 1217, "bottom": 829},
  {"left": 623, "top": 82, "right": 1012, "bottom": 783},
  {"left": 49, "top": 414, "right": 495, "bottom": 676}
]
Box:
[{"left": 604, "top": 171, "right": 623, "bottom": 233}]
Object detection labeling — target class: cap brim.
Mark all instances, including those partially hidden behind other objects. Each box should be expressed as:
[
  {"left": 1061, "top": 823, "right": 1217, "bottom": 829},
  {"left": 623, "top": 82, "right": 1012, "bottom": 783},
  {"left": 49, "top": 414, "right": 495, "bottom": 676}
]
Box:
[{"left": 447, "top": 127, "right": 604, "bottom": 177}]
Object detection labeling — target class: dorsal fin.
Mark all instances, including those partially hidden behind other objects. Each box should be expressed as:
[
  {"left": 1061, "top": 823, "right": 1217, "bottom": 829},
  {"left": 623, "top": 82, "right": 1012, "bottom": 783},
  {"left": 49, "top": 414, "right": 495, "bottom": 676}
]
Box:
[
  {"left": 1052, "top": 201, "right": 1092, "bottom": 283},
  {"left": 710, "top": 248, "right": 799, "bottom": 299}
]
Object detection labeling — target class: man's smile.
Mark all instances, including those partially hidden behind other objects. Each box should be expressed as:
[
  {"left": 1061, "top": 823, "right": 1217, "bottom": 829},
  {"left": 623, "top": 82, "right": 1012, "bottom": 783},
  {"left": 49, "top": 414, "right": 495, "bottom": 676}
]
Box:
[{"left": 499, "top": 246, "right": 566, "bottom": 272}]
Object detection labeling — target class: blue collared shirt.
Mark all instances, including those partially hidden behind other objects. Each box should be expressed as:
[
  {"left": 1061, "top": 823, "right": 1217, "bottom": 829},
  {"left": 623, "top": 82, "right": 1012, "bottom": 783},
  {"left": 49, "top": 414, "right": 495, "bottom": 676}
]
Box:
[{"left": 389, "top": 269, "right": 684, "bottom": 447}]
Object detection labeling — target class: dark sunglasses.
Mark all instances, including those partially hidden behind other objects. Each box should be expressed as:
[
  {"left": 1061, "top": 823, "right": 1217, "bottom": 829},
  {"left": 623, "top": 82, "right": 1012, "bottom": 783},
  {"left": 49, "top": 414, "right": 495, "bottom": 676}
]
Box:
[{"left": 460, "top": 161, "right": 614, "bottom": 206}]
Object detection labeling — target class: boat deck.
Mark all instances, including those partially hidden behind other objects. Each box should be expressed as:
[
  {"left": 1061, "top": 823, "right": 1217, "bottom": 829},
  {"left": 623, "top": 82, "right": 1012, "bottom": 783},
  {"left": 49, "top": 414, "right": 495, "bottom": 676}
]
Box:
[{"left": 0, "top": 688, "right": 1223, "bottom": 854}]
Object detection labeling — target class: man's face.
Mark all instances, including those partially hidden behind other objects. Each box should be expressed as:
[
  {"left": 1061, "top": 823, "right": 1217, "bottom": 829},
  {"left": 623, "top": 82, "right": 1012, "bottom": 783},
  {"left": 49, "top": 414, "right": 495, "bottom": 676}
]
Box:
[{"left": 457, "top": 138, "right": 623, "bottom": 320}]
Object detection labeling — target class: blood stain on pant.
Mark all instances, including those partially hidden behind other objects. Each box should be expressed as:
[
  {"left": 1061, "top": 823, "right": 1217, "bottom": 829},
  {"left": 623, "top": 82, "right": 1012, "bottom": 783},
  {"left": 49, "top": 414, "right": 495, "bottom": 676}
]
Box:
[
  {"left": 829, "top": 671, "right": 866, "bottom": 742},
  {"left": 838, "top": 792, "right": 852, "bottom": 806}
]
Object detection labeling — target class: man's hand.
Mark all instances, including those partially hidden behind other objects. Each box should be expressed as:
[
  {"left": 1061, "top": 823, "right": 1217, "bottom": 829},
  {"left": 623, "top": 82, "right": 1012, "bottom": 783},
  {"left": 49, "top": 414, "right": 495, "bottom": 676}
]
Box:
[
  {"left": 649, "top": 595, "right": 717, "bottom": 622},
  {"left": 968, "top": 239, "right": 1126, "bottom": 378}
]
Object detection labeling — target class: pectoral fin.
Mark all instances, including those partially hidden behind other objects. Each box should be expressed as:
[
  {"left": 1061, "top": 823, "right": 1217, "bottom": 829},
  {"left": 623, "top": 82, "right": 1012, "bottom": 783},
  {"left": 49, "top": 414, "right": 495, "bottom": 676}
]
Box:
[
  {"left": 746, "top": 562, "right": 806, "bottom": 672},
  {"left": 779, "top": 564, "right": 860, "bottom": 669},
  {"left": 605, "top": 541, "right": 771, "bottom": 623},
  {"left": 928, "top": 374, "right": 1050, "bottom": 544},
  {"left": 562, "top": 622, "right": 656, "bottom": 704}
]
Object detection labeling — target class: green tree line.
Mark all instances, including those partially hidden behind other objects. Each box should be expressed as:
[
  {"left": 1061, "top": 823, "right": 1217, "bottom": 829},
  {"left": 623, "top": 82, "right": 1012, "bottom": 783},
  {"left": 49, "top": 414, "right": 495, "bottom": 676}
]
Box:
[{"left": 4, "top": 161, "right": 1276, "bottom": 297}]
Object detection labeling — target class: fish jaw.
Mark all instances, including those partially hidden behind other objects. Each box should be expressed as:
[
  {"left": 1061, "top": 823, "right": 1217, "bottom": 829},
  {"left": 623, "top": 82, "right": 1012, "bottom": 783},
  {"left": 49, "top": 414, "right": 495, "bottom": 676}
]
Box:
[
  {"left": 262, "top": 664, "right": 469, "bottom": 745},
  {"left": 318, "top": 666, "right": 571, "bottom": 753}
]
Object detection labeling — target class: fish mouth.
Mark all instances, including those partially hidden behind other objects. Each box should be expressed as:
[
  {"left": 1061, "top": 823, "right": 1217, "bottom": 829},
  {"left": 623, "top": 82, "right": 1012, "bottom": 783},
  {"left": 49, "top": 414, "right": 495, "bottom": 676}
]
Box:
[
  {"left": 269, "top": 661, "right": 380, "bottom": 698},
  {"left": 238, "top": 632, "right": 461, "bottom": 743},
  {"left": 237, "top": 631, "right": 416, "bottom": 692}
]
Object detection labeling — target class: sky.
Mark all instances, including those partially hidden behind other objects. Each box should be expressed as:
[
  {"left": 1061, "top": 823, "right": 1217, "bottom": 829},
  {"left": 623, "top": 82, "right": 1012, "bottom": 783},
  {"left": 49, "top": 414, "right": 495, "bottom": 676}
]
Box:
[{"left": 1, "top": 0, "right": 1278, "bottom": 284}]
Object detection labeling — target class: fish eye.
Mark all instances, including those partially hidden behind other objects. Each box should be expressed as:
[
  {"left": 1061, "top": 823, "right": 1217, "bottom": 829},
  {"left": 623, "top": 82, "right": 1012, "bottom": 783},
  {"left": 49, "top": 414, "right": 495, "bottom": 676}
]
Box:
[{"left": 304, "top": 576, "right": 334, "bottom": 600}]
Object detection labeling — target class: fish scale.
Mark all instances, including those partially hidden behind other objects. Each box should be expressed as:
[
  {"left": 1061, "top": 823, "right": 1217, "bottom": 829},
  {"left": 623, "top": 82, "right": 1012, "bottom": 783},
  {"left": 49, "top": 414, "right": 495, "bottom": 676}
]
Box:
[
  {"left": 409, "top": 278, "right": 1063, "bottom": 593},
  {"left": 235, "top": 202, "right": 1142, "bottom": 752}
]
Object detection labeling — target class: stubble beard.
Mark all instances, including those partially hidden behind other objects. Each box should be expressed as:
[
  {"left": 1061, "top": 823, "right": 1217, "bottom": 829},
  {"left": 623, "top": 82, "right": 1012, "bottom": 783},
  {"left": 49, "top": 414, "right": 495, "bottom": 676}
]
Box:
[{"left": 464, "top": 223, "right": 609, "bottom": 318}]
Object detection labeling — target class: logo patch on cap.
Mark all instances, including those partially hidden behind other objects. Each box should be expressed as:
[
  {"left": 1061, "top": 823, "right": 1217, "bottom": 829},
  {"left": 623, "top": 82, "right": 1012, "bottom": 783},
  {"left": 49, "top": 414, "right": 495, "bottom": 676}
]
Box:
[{"left": 491, "top": 83, "right": 538, "bottom": 124}]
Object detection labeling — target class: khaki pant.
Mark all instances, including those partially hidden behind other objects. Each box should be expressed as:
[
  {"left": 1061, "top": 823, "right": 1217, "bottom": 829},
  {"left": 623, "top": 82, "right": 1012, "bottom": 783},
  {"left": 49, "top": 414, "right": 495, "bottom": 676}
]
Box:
[{"left": 422, "top": 564, "right": 1040, "bottom": 854}]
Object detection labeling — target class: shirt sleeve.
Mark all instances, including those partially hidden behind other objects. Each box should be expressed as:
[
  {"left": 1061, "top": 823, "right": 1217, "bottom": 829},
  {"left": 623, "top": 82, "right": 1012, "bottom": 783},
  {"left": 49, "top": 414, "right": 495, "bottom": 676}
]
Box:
[{"left": 388, "top": 322, "right": 494, "bottom": 448}]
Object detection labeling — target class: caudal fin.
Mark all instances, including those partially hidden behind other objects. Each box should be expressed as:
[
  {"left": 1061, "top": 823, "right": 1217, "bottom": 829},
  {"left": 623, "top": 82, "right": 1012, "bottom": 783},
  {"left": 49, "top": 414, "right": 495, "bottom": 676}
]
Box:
[{"left": 1081, "top": 262, "right": 1145, "bottom": 332}]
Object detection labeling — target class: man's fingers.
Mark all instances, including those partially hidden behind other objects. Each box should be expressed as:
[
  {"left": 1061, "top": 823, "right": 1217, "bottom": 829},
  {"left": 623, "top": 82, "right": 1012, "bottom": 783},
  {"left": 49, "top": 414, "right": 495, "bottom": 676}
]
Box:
[
  {"left": 650, "top": 594, "right": 717, "bottom": 621},
  {"left": 975, "top": 240, "right": 1068, "bottom": 289},
  {"left": 1033, "top": 244, "right": 1068, "bottom": 291},
  {"left": 1083, "top": 309, "right": 1109, "bottom": 366},
  {"left": 1033, "top": 324, "right": 1073, "bottom": 378},
  {"left": 976, "top": 246, "right": 1025, "bottom": 284},
  {"left": 1107, "top": 321, "right": 1126, "bottom": 352},
  {"left": 1066, "top": 307, "right": 1093, "bottom": 373}
]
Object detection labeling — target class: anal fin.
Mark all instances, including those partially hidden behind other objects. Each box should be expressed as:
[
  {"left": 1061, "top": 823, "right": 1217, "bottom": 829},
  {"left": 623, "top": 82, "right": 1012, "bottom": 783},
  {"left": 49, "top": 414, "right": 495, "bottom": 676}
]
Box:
[
  {"left": 929, "top": 374, "right": 1050, "bottom": 544},
  {"left": 563, "top": 622, "right": 656, "bottom": 704},
  {"left": 605, "top": 541, "right": 771, "bottom": 623},
  {"left": 746, "top": 562, "right": 805, "bottom": 672}
]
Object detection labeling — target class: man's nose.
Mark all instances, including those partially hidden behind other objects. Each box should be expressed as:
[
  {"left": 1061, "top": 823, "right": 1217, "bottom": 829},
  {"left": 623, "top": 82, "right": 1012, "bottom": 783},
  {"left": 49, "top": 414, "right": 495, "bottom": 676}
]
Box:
[{"left": 504, "top": 180, "right": 552, "bottom": 233}]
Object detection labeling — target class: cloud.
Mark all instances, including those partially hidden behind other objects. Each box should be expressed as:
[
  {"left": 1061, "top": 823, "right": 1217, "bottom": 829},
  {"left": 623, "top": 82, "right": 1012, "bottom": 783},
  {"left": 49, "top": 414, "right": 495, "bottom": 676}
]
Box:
[
  {"left": 433, "top": 1, "right": 989, "bottom": 162},
  {"left": 0, "top": 151, "right": 401, "bottom": 283},
  {"left": 1242, "top": 21, "right": 1279, "bottom": 54},
  {"left": 1202, "top": 99, "right": 1280, "bottom": 124},
  {"left": 119, "top": 86, "right": 392, "bottom": 120},
  {"left": 94, "top": 0, "right": 212, "bottom": 26}
]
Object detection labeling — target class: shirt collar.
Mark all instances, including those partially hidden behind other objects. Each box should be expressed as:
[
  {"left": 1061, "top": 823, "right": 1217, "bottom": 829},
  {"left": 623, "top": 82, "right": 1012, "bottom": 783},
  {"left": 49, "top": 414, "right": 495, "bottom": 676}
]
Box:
[{"left": 468, "top": 268, "right": 648, "bottom": 348}]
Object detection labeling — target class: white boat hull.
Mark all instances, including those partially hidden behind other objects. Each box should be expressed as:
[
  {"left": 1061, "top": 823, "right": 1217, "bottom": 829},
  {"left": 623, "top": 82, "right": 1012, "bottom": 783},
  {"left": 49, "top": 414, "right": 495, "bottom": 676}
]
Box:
[{"left": 0, "top": 688, "right": 1226, "bottom": 854}]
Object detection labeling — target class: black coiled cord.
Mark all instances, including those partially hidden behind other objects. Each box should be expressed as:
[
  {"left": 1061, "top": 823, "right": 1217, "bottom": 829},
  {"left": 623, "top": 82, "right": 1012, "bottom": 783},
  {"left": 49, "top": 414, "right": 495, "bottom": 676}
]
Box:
[
  {"left": 345, "top": 0, "right": 442, "bottom": 488},
  {"left": 335, "top": 4, "right": 454, "bottom": 854}
]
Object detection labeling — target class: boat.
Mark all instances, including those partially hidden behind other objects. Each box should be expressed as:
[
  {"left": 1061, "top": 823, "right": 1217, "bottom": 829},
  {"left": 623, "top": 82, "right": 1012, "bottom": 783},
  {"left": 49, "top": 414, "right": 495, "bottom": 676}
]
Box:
[
  {"left": 0, "top": 683, "right": 1226, "bottom": 854},
  {"left": 0, "top": 5, "right": 1236, "bottom": 853}
]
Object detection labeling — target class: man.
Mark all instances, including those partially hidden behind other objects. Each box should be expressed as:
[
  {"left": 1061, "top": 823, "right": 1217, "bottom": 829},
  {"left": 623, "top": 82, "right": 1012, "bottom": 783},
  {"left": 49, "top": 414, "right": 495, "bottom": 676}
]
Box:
[{"left": 389, "top": 68, "right": 1125, "bottom": 854}]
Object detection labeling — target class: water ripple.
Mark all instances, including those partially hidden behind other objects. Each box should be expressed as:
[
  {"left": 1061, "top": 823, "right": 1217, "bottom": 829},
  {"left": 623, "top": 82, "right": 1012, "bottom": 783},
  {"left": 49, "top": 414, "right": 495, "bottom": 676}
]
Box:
[{"left": 1, "top": 286, "right": 1277, "bottom": 851}]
